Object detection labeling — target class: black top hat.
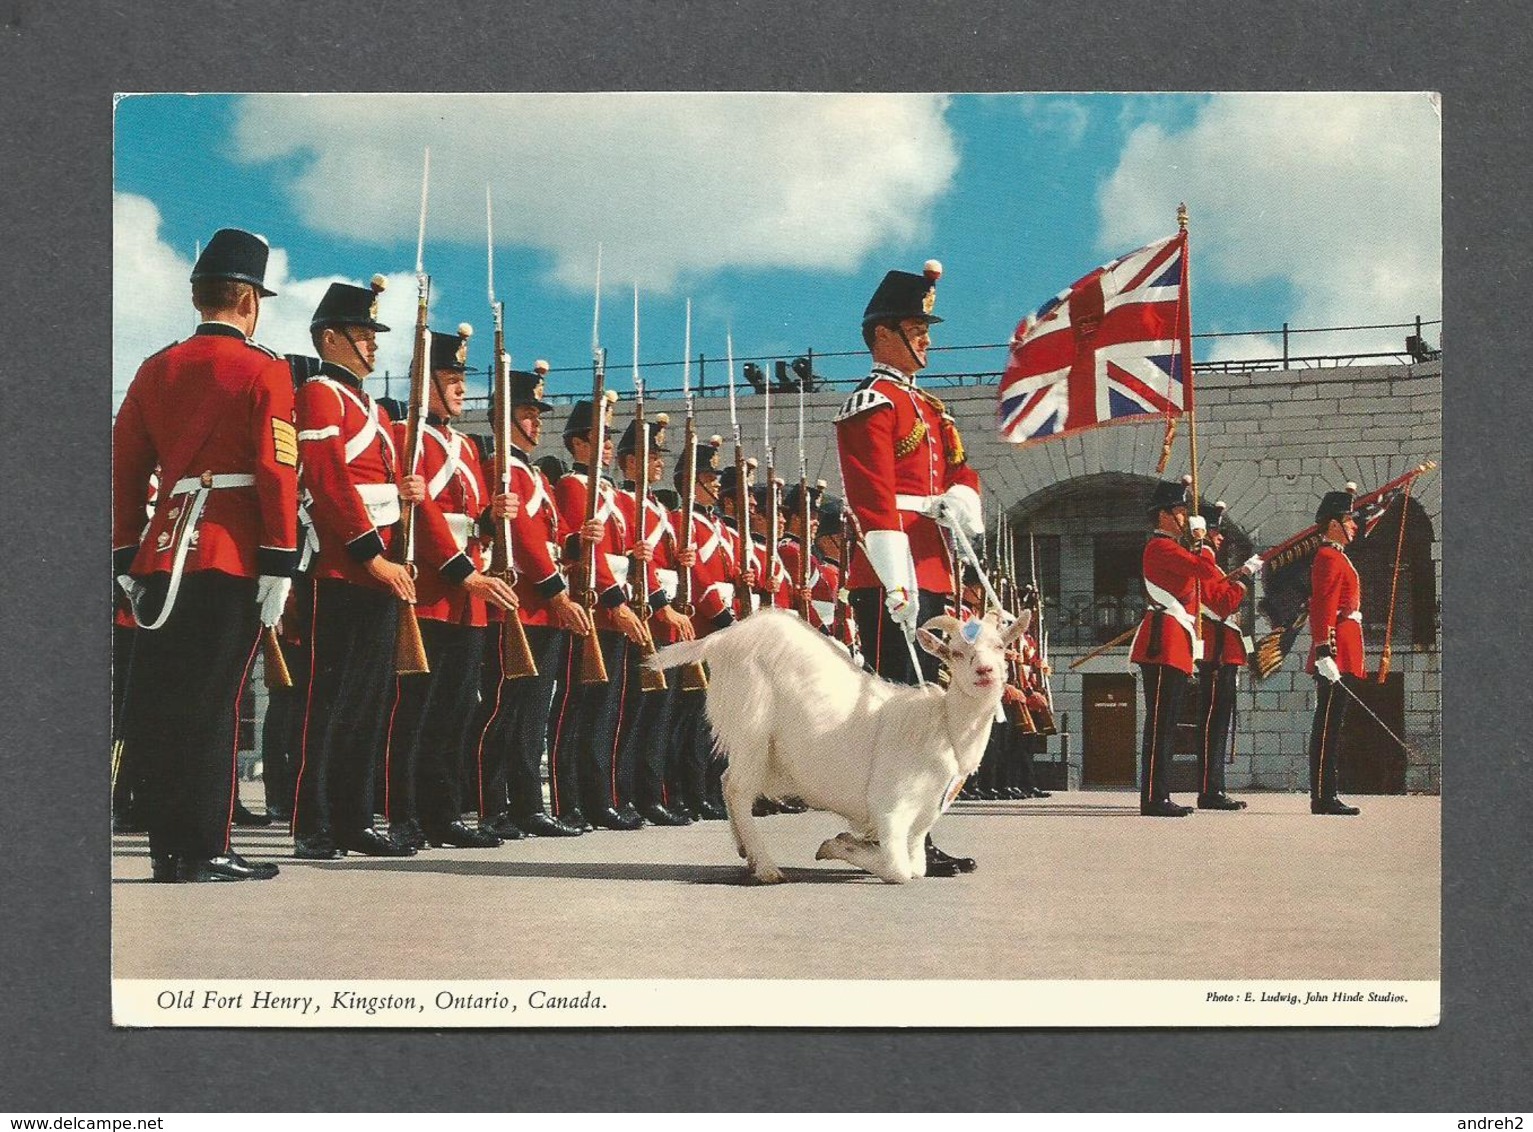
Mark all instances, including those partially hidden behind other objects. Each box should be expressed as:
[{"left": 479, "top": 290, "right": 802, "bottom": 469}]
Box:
[
  {"left": 1199, "top": 498, "right": 1228, "bottom": 529},
  {"left": 862, "top": 260, "right": 944, "bottom": 328},
  {"left": 1316, "top": 482, "right": 1358, "bottom": 525},
  {"left": 562, "top": 392, "right": 618, "bottom": 439},
  {"left": 1148, "top": 476, "right": 1192, "bottom": 514},
  {"left": 429, "top": 324, "right": 473, "bottom": 373},
  {"left": 817, "top": 493, "right": 844, "bottom": 537},
  {"left": 782, "top": 479, "right": 826, "bottom": 516},
  {"left": 310, "top": 276, "right": 391, "bottom": 333},
  {"left": 616, "top": 413, "right": 670, "bottom": 457},
  {"left": 191, "top": 228, "right": 277, "bottom": 297},
  {"left": 506, "top": 370, "right": 554, "bottom": 413}
]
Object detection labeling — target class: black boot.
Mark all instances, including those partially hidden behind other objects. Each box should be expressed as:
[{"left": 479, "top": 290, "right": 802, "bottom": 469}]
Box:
[{"left": 924, "top": 834, "right": 976, "bottom": 876}]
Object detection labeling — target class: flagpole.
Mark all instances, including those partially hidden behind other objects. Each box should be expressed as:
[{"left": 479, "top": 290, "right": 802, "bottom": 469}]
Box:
[{"left": 1179, "top": 202, "right": 1199, "bottom": 513}]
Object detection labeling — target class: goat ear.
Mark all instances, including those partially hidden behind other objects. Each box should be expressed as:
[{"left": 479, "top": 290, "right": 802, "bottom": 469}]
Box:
[
  {"left": 1001, "top": 609, "right": 1032, "bottom": 646},
  {"left": 916, "top": 627, "right": 953, "bottom": 660}
]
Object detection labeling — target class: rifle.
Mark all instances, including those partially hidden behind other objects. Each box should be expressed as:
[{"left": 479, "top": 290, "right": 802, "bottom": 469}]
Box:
[
  {"left": 794, "top": 350, "right": 813, "bottom": 622},
  {"left": 393, "top": 148, "right": 432, "bottom": 676},
  {"left": 725, "top": 332, "right": 752, "bottom": 620},
  {"left": 262, "top": 628, "right": 293, "bottom": 688},
  {"left": 671, "top": 300, "right": 708, "bottom": 691},
  {"left": 1027, "top": 528, "right": 1057, "bottom": 734},
  {"left": 630, "top": 285, "right": 666, "bottom": 693},
  {"left": 573, "top": 248, "right": 611, "bottom": 685},
  {"left": 996, "top": 510, "right": 1037, "bottom": 734},
  {"left": 487, "top": 187, "right": 537, "bottom": 679}
]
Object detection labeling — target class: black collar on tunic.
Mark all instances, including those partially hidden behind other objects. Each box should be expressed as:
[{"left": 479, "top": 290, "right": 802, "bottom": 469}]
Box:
[
  {"left": 195, "top": 321, "right": 247, "bottom": 340},
  {"left": 318, "top": 360, "right": 366, "bottom": 390}
]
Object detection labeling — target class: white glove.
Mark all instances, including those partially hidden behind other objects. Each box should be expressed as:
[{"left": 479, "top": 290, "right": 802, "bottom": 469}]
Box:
[
  {"left": 116, "top": 573, "right": 145, "bottom": 609},
  {"left": 1241, "top": 553, "right": 1264, "bottom": 576},
  {"left": 255, "top": 575, "right": 293, "bottom": 628},
  {"left": 1187, "top": 515, "right": 1207, "bottom": 538},
  {"left": 934, "top": 485, "right": 985, "bottom": 539},
  {"left": 885, "top": 586, "right": 919, "bottom": 633},
  {"left": 1315, "top": 656, "right": 1342, "bottom": 684}
]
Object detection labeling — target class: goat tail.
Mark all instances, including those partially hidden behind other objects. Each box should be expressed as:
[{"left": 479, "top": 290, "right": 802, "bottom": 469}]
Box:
[{"left": 650, "top": 636, "right": 711, "bottom": 673}]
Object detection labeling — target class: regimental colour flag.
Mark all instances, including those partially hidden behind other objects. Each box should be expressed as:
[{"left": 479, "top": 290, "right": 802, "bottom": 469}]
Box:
[{"left": 998, "top": 231, "right": 1194, "bottom": 444}]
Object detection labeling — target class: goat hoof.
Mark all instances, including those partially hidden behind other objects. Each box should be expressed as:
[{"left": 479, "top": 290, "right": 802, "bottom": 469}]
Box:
[{"left": 750, "top": 866, "right": 786, "bottom": 885}]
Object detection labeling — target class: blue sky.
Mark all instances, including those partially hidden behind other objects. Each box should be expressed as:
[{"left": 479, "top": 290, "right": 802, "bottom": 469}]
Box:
[{"left": 113, "top": 93, "right": 1440, "bottom": 406}]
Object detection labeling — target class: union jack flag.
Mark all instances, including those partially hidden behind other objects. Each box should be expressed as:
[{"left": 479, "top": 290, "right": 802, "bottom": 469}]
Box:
[{"left": 998, "top": 231, "right": 1193, "bottom": 444}]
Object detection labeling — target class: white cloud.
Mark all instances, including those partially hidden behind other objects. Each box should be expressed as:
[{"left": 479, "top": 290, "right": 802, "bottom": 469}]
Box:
[
  {"left": 114, "top": 192, "right": 436, "bottom": 407},
  {"left": 1016, "top": 97, "right": 1091, "bottom": 147},
  {"left": 1097, "top": 93, "right": 1441, "bottom": 357},
  {"left": 230, "top": 93, "right": 958, "bottom": 293}
]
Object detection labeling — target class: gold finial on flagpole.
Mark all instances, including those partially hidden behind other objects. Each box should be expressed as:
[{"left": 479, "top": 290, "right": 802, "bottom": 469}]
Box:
[{"left": 1177, "top": 202, "right": 1189, "bottom": 230}]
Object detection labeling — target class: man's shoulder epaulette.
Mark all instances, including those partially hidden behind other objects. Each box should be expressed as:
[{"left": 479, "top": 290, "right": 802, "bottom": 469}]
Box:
[
  {"left": 285, "top": 354, "right": 324, "bottom": 387},
  {"left": 245, "top": 339, "right": 281, "bottom": 359},
  {"left": 145, "top": 340, "right": 180, "bottom": 363},
  {"left": 835, "top": 382, "right": 894, "bottom": 423}
]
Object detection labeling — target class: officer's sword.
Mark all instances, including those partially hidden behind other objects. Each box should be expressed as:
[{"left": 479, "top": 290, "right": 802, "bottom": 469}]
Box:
[{"left": 1329, "top": 677, "right": 1411, "bottom": 752}]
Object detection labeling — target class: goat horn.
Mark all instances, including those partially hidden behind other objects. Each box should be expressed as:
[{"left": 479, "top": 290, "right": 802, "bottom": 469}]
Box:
[{"left": 919, "top": 615, "right": 963, "bottom": 637}]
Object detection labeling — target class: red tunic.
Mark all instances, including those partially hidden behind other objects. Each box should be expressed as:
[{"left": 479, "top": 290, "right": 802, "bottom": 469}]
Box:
[
  {"left": 495, "top": 445, "right": 568, "bottom": 628},
  {"left": 1129, "top": 531, "right": 1248, "bottom": 675},
  {"left": 296, "top": 363, "right": 456, "bottom": 592},
  {"left": 1198, "top": 544, "right": 1250, "bottom": 666},
  {"left": 555, "top": 467, "right": 629, "bottom": 630},
  {"left": 672, "top": 506, "right": 735, "bottom": 634},
  {"left": 396, "top": 418, "right": 483, "bottom": 626},
  {"left": 835, "top": 362, "right": 982, "bottom": 594},
  {"left": 113, "top": 323, "right": 299, "bottom": 582},
  {"left": 1308, "top": 542, "right": 1365, "bottom": 677}
]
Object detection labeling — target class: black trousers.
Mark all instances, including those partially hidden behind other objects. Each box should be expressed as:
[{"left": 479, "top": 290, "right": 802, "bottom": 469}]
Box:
[
  {"left": 121, "top": 572, "right": 261, "bottom": 860},
  {"left": 292, "top": 579, "right": 398, "bottom": 838},
  {"left": 1138, "top": 662, "right": 1188, "bottom": 806},
  {"left": 477, "top": 623, "right": 567, "bottom": 820},
  {"left": 561, "top": 629, "right": 632, "bottom": 813},
  {"left": 112, "top": 622, "right": 147, "bottom": 820},
  {"left": 1012, "top": 728, "right": 1043, "bottom": 792},
  {"left": 618, "top": 646, "right": 674, "bottom": 810},
  {"left": 848, "top": 587, "right": 947, "bottom": 685},
  {"left": 1309, "top": 675, "right": 1353, "bottom": 802},
  {"left": 261, "top": 616, "right": 311, "bottom": 816},
  {"left": 1195, "top": 661, "right": 1238, "bottom": 798},
  {"left": 668, "top": 686, "right": 710, "bottom": 813},
  {"left": 387, "top": 619, "right": 485, "bottom": 831}
]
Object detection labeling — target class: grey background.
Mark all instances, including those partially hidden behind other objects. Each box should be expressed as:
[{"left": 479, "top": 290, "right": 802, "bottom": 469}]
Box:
[{"left": 1, "top": 0, "right": 1525, "bottom": 1112}]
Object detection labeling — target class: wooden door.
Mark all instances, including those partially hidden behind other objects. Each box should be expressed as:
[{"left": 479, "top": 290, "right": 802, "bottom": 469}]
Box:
[{"left": 1083, "top": 673, "right": 1137, "bottom": 787}]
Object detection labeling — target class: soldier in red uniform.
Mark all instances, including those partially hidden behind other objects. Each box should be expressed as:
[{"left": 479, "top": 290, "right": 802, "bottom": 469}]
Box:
[
  {"left": 1308, "top": 485, "right": 1365, "bottom": 815},
  {"left": 290, "top": 279, "right": 460, "bottom": 860},
  {"left": 775, "top": 480, "right": 826, "bottom": 626},
  {"left": 384, "top": 326, "right": 519, "bottom": 851},
  {"left": 666, "top": 437, "right": 733, "bottom": 819},
  {"left": 1193, "top": 500, "right": 1251, "bottom": 811},
  {"left": 1129, "top": 479, "right": 1261, "bottom": 816},
  {"left": 612, "top": 414, "right": 696, "bottom": 826},
  {"left": 474, "top": 367, "right": 590, "bottom": 839},
  {"left": 813, "top": 494, "right": 859, "bottom": 658},
  {"left": 834, "top": 261, "right": 984, "bottom": 876},
  {"left": 549, "top": 399, "right": 649, "bottom": 831},
  {"left": 112, "top": 228, "right": 295, "bottom": 882}
]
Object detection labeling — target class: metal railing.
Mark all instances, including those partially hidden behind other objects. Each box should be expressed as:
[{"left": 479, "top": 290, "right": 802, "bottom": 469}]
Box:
[{"left": 373, "top": 315, "right": 1442, "bottom": 408}]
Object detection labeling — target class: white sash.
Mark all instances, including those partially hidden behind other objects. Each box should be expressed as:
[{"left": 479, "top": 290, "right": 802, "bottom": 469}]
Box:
[
  {"left": 423, "top": 425, "right": 480, "bottom": 511},
  {"left": 1143, "top": 577, "right": 1204, "bottom": 662}
]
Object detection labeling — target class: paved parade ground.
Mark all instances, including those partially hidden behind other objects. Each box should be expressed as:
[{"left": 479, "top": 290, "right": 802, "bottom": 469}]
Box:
[{"left": 111, "top": 788, "right": 1440, "bottom": 984}]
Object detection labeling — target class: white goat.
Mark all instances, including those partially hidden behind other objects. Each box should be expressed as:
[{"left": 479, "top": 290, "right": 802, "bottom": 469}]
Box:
[{"left": 650, "top": 608, "right": 1028, "bottom": 884}]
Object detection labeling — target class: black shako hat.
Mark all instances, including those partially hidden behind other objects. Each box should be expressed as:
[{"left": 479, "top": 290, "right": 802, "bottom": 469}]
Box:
[
  {"left": 191, "top": 228, "right": 278, "bottom": 297},
  {"left": 311, "top": 275, "right": 391, "bottom": 333},
  {"left": 1316, "top": 482, "right": 1358, "bottom": 525},
  {"left": 562, "top": 391, "right": 618, "bottom": 439},
  {"left": 429, "top": 324, "right": 473, "bottom": 373},
  {"left": 1199, "top": 498, "right": 1228, "bottom": 530},
  {"left": 817, "top": 493, "right": 844, "bottom": 537},
  {"left": 616, "top": 413, "right": 670, "bottom": 457},
  {"left": 717, "top": 458, "right": 757, "bottom": 499},
  {"left": 862, "top": 260, "right": 944, "bottom": 328},
  {"left": 1147, "top": 476, "right": 1192, "bottom": 514},
  {"left": 782, "top": 479, "right": 826, "bottom": 516},
  {"left": 506, "top": 370, "right": 555, "bottom": 413}
]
